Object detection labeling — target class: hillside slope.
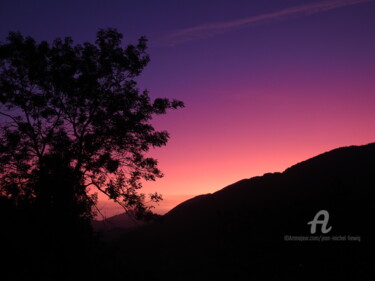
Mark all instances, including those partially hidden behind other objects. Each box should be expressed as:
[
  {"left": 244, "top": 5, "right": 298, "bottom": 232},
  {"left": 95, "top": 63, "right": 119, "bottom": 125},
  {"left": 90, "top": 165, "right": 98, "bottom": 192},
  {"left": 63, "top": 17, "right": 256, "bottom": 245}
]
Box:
[{"left": 116, "top": 143, "right": 375, "bottom": 281}]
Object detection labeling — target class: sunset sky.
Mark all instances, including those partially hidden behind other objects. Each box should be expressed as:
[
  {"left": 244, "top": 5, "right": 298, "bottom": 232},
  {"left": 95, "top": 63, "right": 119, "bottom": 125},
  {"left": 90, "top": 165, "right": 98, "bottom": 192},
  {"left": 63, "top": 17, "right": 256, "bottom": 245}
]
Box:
[{"left": 1, "top": 0, "right": 375, "bottom": 216}]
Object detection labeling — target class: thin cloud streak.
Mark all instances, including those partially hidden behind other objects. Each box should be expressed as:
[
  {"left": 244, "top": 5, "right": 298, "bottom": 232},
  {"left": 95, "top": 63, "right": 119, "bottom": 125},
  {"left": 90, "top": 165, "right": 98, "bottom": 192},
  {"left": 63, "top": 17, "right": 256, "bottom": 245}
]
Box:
[{"left": 161, "top": 0, "right": 372, "bottom": 46}]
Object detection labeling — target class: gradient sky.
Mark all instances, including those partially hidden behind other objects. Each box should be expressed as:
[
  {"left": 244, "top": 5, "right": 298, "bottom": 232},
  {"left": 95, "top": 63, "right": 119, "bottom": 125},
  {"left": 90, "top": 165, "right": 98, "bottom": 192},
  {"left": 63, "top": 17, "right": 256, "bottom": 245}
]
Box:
[{"left": 1, "top": 0, "right": 375, "bottom": 216}]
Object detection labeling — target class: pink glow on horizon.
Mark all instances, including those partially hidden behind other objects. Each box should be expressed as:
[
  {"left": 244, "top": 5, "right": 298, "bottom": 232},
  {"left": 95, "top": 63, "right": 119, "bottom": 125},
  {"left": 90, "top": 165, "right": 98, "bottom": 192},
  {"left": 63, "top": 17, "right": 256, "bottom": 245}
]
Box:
[
  {"left": 84, "top": 0, "right": 375, "bottom": 217},
  {"left": 96, "top": 76, "right": 375, "bottom": 216}
]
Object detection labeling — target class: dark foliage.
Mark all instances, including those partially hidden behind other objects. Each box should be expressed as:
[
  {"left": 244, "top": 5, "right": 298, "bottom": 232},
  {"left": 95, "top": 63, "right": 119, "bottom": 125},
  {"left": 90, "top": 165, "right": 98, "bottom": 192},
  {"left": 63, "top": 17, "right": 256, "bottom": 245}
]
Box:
[{"left": 0, "top": 28, "right": 183, "bottom": 279}]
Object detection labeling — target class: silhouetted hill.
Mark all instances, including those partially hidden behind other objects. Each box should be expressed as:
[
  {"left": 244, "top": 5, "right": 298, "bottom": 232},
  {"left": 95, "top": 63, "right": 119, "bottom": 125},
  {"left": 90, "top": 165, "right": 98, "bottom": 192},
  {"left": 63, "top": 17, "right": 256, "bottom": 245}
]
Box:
[
  {"left": 165, "top": 193, "right": 211, "bottom": 216},
  {"left": 115, "top": 143, "right": 375, "bottom": 281},
  {"left": 92, "top": 212, "right": 144, "bottom": 241}
]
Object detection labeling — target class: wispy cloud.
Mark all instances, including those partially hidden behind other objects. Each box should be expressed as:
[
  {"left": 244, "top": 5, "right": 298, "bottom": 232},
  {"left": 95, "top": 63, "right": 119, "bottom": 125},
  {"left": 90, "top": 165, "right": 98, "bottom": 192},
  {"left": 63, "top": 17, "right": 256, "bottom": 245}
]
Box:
[{"left": 160, "top": 0, "right": 372, "bottom": 46}]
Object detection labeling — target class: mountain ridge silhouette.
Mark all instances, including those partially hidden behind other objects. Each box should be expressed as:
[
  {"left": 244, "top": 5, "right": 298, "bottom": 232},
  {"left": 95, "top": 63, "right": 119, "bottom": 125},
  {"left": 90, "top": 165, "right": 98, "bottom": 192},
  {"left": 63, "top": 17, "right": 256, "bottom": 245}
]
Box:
[{"left": 108, "top": 143, "right": 375, "bottom": 280}]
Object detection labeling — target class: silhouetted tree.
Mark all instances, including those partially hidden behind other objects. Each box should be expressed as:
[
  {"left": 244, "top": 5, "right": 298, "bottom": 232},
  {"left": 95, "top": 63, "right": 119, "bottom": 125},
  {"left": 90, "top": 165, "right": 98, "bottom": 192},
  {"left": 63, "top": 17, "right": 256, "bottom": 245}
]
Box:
[
  {"left": 0, "top": 28, "right": 183, "bottom": 217},
  {"left": 0, "top": 28, "right": 183, "bottom": 278}
]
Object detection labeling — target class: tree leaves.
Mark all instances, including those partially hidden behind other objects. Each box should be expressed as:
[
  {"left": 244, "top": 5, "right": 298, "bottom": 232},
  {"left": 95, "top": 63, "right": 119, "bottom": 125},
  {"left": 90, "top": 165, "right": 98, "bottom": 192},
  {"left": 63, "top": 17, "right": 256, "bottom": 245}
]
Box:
[{"left": 0, "top": 28, "right": 184, "bottom": 220}]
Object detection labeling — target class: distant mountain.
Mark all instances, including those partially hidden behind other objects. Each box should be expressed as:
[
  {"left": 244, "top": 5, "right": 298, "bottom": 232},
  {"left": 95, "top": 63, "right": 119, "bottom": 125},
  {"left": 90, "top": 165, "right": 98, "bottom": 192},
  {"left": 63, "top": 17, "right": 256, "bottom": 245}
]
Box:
[
  {"left": 92, "top": 212, "right": 142, "bottom": 230},
  {"left": 114, "top": 143, "right": 375, "bottom": 281},
  {"left": 92, "top": 212, "right": 144, "bottom": 241}
]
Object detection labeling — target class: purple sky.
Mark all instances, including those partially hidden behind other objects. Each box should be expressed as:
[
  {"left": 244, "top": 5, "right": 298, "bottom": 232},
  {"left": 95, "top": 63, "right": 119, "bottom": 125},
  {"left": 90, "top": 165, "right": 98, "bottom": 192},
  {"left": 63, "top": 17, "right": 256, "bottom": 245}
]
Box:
[{"left": 1, "top": 0, "right": 375, "bottom": 215}]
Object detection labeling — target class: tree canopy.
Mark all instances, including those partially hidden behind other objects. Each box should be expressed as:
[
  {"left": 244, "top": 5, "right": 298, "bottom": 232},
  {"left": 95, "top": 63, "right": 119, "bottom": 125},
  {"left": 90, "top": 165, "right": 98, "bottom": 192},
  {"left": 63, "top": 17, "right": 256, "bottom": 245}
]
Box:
[{"left": 0, "top": 28, "right": 184, "bottom": 222}]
